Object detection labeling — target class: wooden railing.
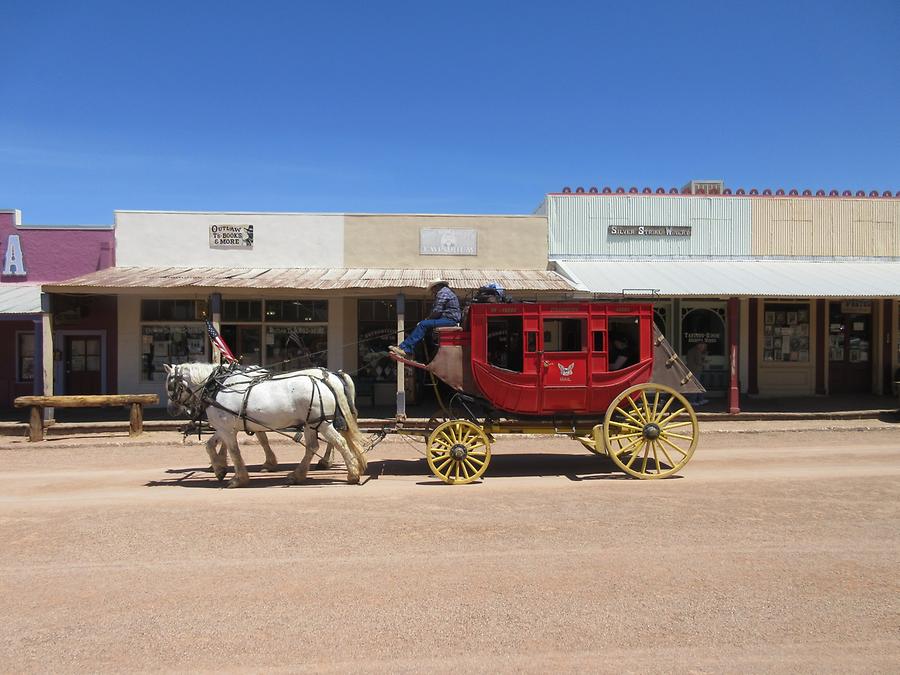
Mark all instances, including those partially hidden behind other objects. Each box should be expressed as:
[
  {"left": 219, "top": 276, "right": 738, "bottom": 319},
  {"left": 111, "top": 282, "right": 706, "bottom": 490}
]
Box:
[{"left": 13, "top": 394, "right": 160, "bottom": 442}]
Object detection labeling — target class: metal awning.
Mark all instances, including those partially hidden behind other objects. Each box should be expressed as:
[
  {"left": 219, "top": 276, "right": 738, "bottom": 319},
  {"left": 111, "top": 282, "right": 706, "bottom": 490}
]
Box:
[
  {"left": 43, "top": 267, "right": 575, "bottom": 293},
  {"left": 0, "top": 283, "right": 42, "bottom": 315},
  {"left": 554, "top": 259, "right": 900, "bottom": 298}
]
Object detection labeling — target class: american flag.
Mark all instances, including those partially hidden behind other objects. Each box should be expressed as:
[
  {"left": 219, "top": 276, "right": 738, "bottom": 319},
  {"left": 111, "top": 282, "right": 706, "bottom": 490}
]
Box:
[{"left": 206, "top": 319, "right": 237, "bottom": 363}]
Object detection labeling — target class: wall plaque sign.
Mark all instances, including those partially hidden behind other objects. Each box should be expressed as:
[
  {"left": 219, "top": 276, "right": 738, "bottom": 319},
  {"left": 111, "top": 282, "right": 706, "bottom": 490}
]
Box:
[
  {"left": 420, "top": 228, "right": 477, "bottom": 256},
  {"left": 209, "top": 224, "right": 254, "bottom": 249},
  {"left": 2, "top": 234, "right": 27, "bottom": 275},
  {"left": 608, "top": 226, "right": 692, "bottom": 237}
]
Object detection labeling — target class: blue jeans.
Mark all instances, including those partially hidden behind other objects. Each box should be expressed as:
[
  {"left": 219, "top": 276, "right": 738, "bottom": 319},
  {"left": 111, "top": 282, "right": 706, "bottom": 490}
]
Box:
[{"left": 398, "top": 318, "right": 457, "bottom": 353}]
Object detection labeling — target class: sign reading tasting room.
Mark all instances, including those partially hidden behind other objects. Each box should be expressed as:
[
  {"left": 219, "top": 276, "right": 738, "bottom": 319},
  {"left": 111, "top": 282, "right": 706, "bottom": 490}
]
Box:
[{"left": 209, "top": 224, "right": 254, "bottom": 249}]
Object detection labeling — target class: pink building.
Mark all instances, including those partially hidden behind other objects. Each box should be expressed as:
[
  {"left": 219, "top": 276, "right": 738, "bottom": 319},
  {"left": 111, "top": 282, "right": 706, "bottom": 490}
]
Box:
[{"left": 0, "top": 209, "right": 116, "bottom": 409}]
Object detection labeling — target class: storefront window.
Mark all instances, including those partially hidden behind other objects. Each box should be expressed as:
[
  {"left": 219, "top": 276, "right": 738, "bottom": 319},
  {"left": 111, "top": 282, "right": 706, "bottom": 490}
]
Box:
[
  {"left": 653, "top": 306, "right": 668, "bottom": 338},
  {"left": 357, "top": 299, "right": 426, "bottom": 381},
  {"left": 222, "top": 300, "right": 262, "bottom": 322},
  {"left": 218, "top": 299, "right": 328, "bottom": 369},
  {"left": 764, "top": 302, "right": 810, "bottom": 362},
  {"left": 266, "top": 325, "right": 327, "bottom": 369},
  {"left": 141, "top": 299, "right": 207, "bottom": 321},
  {"left": 265, "top": 300, "right": 327, "bottom": 323},
  {"left": 141, "top": 325, "right": 208, "bottom": 381},
  {"left": 17, "top": 333, "right": 35, "bottom": 382}
]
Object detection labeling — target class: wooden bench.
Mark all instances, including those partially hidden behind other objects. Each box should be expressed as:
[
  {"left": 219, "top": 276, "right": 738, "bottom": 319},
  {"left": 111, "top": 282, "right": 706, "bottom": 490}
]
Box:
[{"left": 13, "top": 394, "right": 160, "bottom": 442}]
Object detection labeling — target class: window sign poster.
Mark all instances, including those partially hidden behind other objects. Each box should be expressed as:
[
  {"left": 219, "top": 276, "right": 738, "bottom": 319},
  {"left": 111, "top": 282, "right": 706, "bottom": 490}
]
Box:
[{"left": 763, "top": 302, "right": 811, "bottom": 363}]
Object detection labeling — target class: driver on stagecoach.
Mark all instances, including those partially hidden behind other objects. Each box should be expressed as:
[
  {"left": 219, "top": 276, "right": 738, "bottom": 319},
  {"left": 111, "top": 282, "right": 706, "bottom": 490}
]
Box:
[{"left": 389, "top": 278, "right": 461, "bottom": 359}]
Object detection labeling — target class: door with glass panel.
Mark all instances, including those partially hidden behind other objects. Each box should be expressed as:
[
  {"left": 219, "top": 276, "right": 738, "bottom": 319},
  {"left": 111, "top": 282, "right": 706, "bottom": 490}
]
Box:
[{"left": 64, "top": 335, "right": 102, "bottom": 394}]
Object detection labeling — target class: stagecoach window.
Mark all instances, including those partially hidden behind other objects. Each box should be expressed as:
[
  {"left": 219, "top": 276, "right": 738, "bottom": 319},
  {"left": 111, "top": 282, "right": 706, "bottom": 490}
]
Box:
[
  {"left": 487, "top": 317, "right": 523, "bottom": 372},
  {"left": 608, "top": 317, "right": 640, "bottom": 368},
  {"left": 593, "top": 332, "right": 605, "bottom": 352},
  {"left": 526, "top": 332, "right": 537, "bottom": 353},
  {"left": 543, "top": 319, "right": 584, "bottom": 352}
]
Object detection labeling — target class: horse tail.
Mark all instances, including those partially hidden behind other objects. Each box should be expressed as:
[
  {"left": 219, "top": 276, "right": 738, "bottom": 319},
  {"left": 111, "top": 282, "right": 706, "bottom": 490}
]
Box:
[
  {"left": 329, "top": 374, "right": 367, "bottom": 473},
  {"left": 338, "top": 370, "right": 359, "bottom": 420}
]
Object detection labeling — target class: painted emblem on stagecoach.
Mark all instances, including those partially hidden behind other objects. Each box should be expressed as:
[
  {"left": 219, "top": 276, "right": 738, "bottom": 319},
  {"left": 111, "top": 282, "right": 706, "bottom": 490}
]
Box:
[{"left": 557, "top": 362, "right": 575, "bottom": 377}]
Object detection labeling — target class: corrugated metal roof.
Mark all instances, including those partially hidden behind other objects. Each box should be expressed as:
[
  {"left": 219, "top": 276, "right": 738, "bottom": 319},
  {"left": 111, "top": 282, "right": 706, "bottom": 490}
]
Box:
[
  {"left": 555, "top": 260, "right": 900, "bottom": 298},
  {"left": 44, "top": 267, "right": 574, "bottom": 292},
  {"left": 0, "top": 283, "right": 42, "bottom": 314}
]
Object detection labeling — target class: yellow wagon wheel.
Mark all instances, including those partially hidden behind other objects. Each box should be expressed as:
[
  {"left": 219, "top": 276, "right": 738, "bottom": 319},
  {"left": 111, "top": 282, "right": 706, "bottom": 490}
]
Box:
[
  {"left": 427, "top": 420, "right": 491, "bottom": 485},
  {"left": 599, "top": 383, "right": 699, "bottom": 479}
]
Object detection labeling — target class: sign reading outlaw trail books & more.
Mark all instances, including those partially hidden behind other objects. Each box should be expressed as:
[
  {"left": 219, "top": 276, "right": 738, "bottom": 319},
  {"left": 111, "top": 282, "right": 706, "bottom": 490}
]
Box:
[{"left": 209, "top": 224, "right": 254, "bottom": 249}]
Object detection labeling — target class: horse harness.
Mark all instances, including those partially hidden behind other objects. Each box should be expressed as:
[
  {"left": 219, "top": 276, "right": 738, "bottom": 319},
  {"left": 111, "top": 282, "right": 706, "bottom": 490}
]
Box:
[{"left": 176, "top": 363, "right": 349, "bottom": 439}]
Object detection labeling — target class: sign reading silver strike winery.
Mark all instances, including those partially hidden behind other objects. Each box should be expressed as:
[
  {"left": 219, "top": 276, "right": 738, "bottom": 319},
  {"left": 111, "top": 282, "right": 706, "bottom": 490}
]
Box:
[
  {"left": 209, "top": 224, "right": 254, "bottom": 249},
  {"left": 608, "top": 225, "right": 691, "bottom": 237}
]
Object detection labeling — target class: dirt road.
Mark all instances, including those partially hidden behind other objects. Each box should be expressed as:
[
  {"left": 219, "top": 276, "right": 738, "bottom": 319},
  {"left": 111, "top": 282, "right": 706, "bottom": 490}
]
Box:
[{"left": 1, "top": 428, "right": 898, "bottom": 673}]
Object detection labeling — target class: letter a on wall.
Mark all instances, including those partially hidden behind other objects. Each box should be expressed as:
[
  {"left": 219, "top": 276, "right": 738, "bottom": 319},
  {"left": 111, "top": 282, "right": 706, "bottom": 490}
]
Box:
[{"left": 3, "top": 234, "right": 27, "bottom": 275}]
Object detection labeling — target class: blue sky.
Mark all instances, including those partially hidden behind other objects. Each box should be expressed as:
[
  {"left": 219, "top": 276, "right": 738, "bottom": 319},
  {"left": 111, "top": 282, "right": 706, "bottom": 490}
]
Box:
[{"left": 1, "top": 0, "right": 898, "bottom": 224}]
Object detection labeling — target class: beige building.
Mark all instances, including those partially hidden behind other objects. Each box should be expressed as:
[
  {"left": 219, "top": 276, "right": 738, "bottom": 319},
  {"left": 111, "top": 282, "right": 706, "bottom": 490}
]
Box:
[{"left": 45, "top": 210, "right": 570, "bottom": 409}]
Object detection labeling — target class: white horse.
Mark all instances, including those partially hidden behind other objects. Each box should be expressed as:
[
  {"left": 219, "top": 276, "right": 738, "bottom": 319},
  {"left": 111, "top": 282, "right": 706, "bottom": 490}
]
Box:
[
  {"left": 165, "top": 363, "right": 366, "bottom": 487},
  {"left": 190, "top": 366, "right": 358, "bottom": 480}
]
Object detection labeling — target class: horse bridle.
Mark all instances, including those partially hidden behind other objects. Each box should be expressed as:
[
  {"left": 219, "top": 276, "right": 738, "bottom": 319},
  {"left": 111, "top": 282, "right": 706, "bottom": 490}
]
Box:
[{"left": 167, "top": 365, "right": 203, "bottom": 417}]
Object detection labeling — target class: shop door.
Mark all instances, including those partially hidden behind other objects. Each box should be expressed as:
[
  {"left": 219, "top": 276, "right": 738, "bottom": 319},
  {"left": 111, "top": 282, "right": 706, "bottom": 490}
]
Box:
[
  {"left": 221, "top": 325, "right": 262, "bottom": 366},
  {"left": 679, "top": 303, "right": 727, "bottom": 393},
  {"left": 65, "top": 335, "right": 102, "bottom": 394},
  {"left": 828, "top": 303, "right": 872, "bottom": 394},
  {"left": 540, "top": 317, "right": 588, "bottom": 412}
]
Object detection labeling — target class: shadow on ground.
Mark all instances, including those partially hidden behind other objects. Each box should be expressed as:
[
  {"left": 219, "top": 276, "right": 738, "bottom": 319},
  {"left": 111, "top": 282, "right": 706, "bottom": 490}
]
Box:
[{"left": 146, "top": 453, "right": 681, "bottom": 488}]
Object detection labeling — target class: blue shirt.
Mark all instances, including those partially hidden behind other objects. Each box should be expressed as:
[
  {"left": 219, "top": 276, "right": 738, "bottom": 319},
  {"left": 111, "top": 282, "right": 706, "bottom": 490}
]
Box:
[{"left": 430, "top": 286, "right": 461, "bottom": 323}]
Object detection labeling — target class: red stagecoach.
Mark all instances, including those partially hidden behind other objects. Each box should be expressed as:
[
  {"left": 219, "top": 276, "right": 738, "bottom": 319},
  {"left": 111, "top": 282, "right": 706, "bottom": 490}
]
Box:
[{"left": 391, "top": 301, "right": 704, "bottom": 484}]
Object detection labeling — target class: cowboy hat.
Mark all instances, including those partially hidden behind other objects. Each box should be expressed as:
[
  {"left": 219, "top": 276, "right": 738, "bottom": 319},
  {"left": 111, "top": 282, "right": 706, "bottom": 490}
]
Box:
[{"left": 427, "top": 278, "right": 449, "bottom": 290}]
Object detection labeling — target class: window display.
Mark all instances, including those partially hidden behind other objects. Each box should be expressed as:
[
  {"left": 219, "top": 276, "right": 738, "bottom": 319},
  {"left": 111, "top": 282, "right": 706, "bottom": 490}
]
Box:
[
  {"left": 265, "top": 325, "right": 327, "bottom": 369},
  {"left": 141, "top": 325, "right": 207, "bottom": 380},
  {"left": 17, "top": 332, "right": 35, "bottom": 382},
  {"left": 764, "top": 303, "right": 810, "bottom": 362}
]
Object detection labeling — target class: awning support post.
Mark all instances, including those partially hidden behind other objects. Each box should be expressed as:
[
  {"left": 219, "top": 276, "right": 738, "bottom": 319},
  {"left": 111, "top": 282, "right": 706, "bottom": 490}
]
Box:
[
  {"left": 728, "top": 296, "right": 740, "bottom": 414},
  {"left": 396, "top": 293, "right": 406, "bottom": 421},
  {"left": 38, "top": 293, "right": 54, "bottom": 421},
  {"left": 210, "top": 293, "right": 222, "bottom": 365}
]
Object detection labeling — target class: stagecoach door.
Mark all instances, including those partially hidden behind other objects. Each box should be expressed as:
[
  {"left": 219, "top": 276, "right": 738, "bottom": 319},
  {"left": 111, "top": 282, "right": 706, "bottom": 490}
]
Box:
[{"left": 539, "top": 316, "right": 589, "bottom": 412}]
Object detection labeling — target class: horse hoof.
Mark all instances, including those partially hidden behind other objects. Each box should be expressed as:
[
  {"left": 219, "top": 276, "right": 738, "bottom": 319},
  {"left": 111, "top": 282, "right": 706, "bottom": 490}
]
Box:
[
  {"left": 316, "top": 460, "right": 332, "bottom": 470},
  {"left": 287, "top": 474, "right": 305, "bottom": 485},
  {"left": 213, "top": 467, "right": 227, "bottom": 482},
  {"left": 226, "top": 477, "right": 247, "bottom": 488},
  {"left": 347, "top": 474, "right": 360, "bottom": 485},
  {"left": 260, "top": 463, "right": 278, "bottom": 473}
]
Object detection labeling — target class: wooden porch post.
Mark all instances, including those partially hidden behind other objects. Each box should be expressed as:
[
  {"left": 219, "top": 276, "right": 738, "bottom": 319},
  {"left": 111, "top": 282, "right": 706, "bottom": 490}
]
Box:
[
  {"left": 728, "top": 296, "right": 740, "bottom": 414},
  {"left": 210, "top": 293, "right": 222, "bottom": 365},
  {"left": 396, "top": 293, "right": 406, "bottom": 421}
]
